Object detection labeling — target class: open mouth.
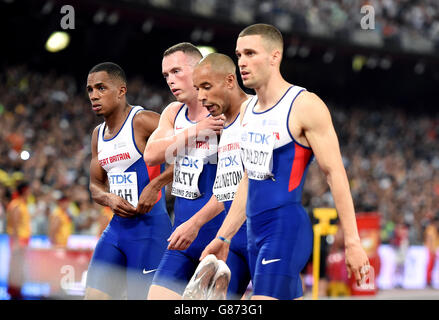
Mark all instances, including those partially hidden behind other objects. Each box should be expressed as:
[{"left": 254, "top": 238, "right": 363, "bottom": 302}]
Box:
[
  {"left": 240, "top": 70, "right": 250, "bottom": 79},
  {"left": 203, "top": 103, "right": 217, "bottom": 114},
  {"left": 172, "top": 88, "right": 181, "bottom": 95},
  {"left": 92, "top": 104, "right": 102, "bottom": 111}
]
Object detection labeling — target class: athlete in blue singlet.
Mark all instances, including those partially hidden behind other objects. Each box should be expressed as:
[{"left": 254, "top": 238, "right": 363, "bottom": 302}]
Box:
[
  {"left": 85, "top": 62, "right": 172, "bottom": 300},
  {"left": 176, "top": 53, "right": 252, "bottom": 299},
  {"left": 201, "top": 24, "right": 371, "bottom": 300},
  {"left": 144, "top": 43, "right": 227, "bottom": 299},
  {"left": 145, "top": 44, "right": 252, "bottom": 299}
]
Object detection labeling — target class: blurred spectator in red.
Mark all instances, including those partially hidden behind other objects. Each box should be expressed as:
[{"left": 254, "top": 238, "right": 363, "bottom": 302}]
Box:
[
  {"left": 424, "top": 214, "right": 439, "bottom": 286},
  {"left": 6, "top": 181, "right": 32, "bottom": 299}
]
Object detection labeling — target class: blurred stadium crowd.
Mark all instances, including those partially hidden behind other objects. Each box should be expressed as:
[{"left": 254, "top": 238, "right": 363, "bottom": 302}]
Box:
[
  {"left": 150, "top": 0, "right": 439, "bottom": 53},
  {"left": 0, "top": 64, "right": 438, "bottom": 249}
]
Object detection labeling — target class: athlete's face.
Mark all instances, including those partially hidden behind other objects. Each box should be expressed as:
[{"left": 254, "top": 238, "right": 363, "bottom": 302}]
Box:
[
  {"left": 236, "top": 35, "right": 272, "bottom": 89},
  {"left": 162, "top": 51, "right": 198, "bottom": 103},
  {"left": 86, "top": 71, "right": 126, "bottom": 116},
  {"left": 193, "top": 64, "right": 230, "bottom": 117}
]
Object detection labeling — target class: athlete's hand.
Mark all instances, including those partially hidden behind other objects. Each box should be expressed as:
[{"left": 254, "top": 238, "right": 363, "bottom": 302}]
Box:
[
  {"left": 195, "top": 115, "right": 225, "bottom": 136},
  {"left": 136, "top": 184, "right": 160, "bottom": 214},
  {"left": 200, "top": 238, "right": 230, "bottom": 262},
  {"left": 345, "top": 242, "right": 371, "bottom": 287},
  {"left": 108, "top": 193, "right": 137, "bottom": 218},
  {"left": 167, "top": 219, "right": 200, "bottom": 251}
]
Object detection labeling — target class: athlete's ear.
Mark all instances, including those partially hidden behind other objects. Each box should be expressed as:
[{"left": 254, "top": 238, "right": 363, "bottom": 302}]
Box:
[
  {"left": 118, "top": 85, "right": 127, "bottom": 99},
  {"left": 270, "top": 49, "right": 282, "bottom": 66},
  {"left": 225, "top": 73, "right": 235, "bottom": 89}
]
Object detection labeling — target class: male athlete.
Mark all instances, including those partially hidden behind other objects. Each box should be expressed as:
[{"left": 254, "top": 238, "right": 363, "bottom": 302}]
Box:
[
  {"left": 85, "top": 62, "right": 172, "bottom": 300},
  {"left": 145, "top": 43, "right": 246, "bottom": 299},
  {"left": 201, "top": 24, "right": 370, "bottom": 300},
  {"left": 176, "top": 53, "right": 252, "bottom": 299}
]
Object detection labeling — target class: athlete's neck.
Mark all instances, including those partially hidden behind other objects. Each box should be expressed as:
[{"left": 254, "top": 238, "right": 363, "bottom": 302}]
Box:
[
  {"left": 185, "top": 98, "right": 209, "bottom": 122},
  {"left": 104, "top": 103, "right": 131, "bottom": 133},
  {"left": 224, "top": 90, "right": 247, "bottom": 126},
  {"left": 254, "top": 75, "right": 291, "bottom": 112}
]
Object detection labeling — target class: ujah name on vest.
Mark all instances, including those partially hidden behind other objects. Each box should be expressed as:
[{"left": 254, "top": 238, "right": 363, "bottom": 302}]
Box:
[{"left": 99, "top": 152, "right": 131, "bottom": 167}]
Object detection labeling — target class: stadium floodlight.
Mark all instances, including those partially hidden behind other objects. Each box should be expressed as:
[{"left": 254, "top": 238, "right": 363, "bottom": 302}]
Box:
[
  {"left": 380, "top": 57, "right": 392, "bottom": 70},
  {"left": 323, "top": 49, "right": 335, "bottom": 64},
  {"left": 107, "top": 11, "right": 119, "bottom": 25},
  {"left": 414, "top": 62, "right": 425, "bottom": 75},
  {"left": 298, "top": 45, "right": 310, "bottom": 58},
  {"left": 366, "top": 56, "right": 378, "bottom": 69},
  {"left": 197, "top": 46, "right": 217, "bottom": 58},
  {"left": 93, "top": 9, "right": 106, "bottom": 24},
  {"left": 142, "top": 18, "right": 154, "bottom": 33},
  {"left": 352, "top": 55, "right": 366, "bottom": 72},
  {"left": 45, "top": 31, "right": 70, "bottom": 53},
  {"left": 20, "top": 150, "right": 30, "bottom": 161}
]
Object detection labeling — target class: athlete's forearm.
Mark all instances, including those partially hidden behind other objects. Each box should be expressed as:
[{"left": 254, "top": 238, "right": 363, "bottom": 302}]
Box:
[
  {"left": 89, "top": 181, "right": 113, "bottom": 208},
  {"left": 326, "top": 168, "right": 361, "bottom": 247},
  {"left": 216, "top": 173, "right": 248, "bottom": 240},
  {"left": 145, "top": 127, "right": 198, "bottom": 166},
  {"left": 190, "top": 195, "right": 225, "bottom": 229},
  {"left": 147, "top": 164, "right": 175, "bottom": 191}
]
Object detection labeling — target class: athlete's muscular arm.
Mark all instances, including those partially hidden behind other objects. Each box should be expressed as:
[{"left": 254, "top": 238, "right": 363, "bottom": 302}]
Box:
[
  {"left": 200, "top": 172, "right": 248, "bottom": 262},
  {"left": 89, "top": 126, "right": 137, "bottom": 218},
  {"left": 144, "top": 102, "right": 224, "bottom": 166},
  {"left": 293, "top": 91, "right": 370, "bottom": 286},
  {"left": 132, "top": 110, "right": 174, "bottom": 214},
  {"left": 143, "top": 103, "right": 179, "bottom": 166},
  {"left": 167, "top": 195, "right": 225, "bottom": 250},
  {"left": 137, "top": 164, "right": 174, "bottom": 214}
]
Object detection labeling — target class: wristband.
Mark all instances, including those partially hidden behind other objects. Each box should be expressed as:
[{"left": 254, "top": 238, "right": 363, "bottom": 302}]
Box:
[{"left": 217, "top": 236, "right": 231, "bottom": 244}]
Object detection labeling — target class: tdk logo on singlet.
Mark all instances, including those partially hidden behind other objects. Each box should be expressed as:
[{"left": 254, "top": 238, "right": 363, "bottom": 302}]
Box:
[
  {"left": 247, "top": 132, "right": 271, "bottom": 144},
  {"left": 219, "top": 155, "right": 240, "bottom": 168},
  {"left": 109, "top": 174, "right": 133, "bottom": 184},
  {"left": 181, "top": 156, "right": 199, "bottom": 169}
]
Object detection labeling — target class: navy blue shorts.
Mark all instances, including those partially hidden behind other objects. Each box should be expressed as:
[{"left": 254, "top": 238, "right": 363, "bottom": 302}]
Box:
[
  {"left": 152, "top": 222, "right": 250, "bottom": 299},
  {"left": 86, "top": 212, "right": 171, "bottom": 299},
  {"left": 247, "top": 203, "right": 313, "bottom": 299}
]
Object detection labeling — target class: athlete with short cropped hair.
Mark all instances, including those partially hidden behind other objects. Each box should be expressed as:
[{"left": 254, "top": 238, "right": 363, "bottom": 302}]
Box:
[
  {"left": 201, "top": 24, "right": 370, "bottom": 300},
  {"left": 85, "top": 62, "right": 172, "bottom": 300},
  {"left": 178, "top": 53, "right": 252, "bottom": 299},
  {"left": 145, "top": 43, "right": 229, "bottom": 299},
  {"left": 146, "top": 43, "right": 254, "bottom": 299}
]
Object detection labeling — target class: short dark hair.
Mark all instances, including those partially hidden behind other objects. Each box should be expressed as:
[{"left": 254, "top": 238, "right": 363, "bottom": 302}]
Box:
[
  {"left": 163, "top": 42, "right": 202, "bottom": 60},
  {"left": 238, "top": 23, "right": 283, "bottom": 51},
  {"left": 89, "top": 62, "right": 127, "bottom": 84}
]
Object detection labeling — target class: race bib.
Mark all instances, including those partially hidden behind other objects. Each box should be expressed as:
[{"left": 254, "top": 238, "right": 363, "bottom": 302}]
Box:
[
  {"left": 213, "top": 148, "right": 243, "bottom": 202},
  {"left": 108, "top": 172, "right": 139, "bottom": 207},
  {"left": 172, "top": 154, "right": 204, "bottom": 199},
  {"left": 240, "top": 129, "right": 275, "bottom": 180}
]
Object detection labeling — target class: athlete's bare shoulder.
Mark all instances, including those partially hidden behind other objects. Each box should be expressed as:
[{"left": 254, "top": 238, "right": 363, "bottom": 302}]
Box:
[
  {"left": 164, "top": 101, "right": 185, "bottom": 119},
  {"left": 133, "top": 108, "right": 160, "bottom": 124},
  {"left": 158, "top": 101, "right": 185, "bottom": 126},
  {"left": 91, "top": 124, "right": 102, "bottom": 144},
  {"left": 132, "top": 108, "right": 161, "bottom": 137},
  {"left": 90, "top": 124, "right": 102, "bottom": 156},
  {"left": 292, "top": 90, "right": 331, "bottom": 130},
  {"left": 239, "top": 95, "right": 255, "bottom": 124}
]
